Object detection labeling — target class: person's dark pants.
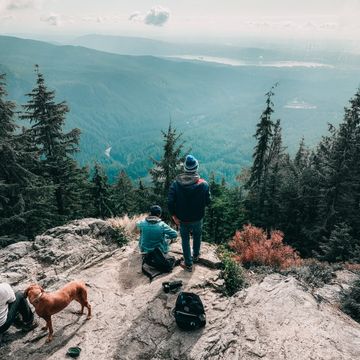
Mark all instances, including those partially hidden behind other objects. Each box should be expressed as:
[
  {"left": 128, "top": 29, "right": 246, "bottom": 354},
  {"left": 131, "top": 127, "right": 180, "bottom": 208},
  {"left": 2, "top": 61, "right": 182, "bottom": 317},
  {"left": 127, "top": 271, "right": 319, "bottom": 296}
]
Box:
[
  {"left": 180, "top": 220, "right": 202, "bottom": 266},
  {"left": 0, "top": 291, "right": 34, "bottom": 334}
]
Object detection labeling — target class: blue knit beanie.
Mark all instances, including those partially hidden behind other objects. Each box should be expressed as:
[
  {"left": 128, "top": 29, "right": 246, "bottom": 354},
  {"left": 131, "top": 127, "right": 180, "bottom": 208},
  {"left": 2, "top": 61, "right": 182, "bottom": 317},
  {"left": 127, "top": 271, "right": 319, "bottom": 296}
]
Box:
[{"left": 184, "top": 154, "right": 199, "bottom": 173}]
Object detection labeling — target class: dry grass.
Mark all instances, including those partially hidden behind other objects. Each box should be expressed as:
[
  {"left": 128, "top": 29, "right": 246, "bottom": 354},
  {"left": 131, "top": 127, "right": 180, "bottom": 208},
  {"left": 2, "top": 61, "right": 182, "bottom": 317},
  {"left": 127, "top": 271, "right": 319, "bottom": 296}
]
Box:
[{"left": 107, "top": 214, "right": 145, "bottom": 238}]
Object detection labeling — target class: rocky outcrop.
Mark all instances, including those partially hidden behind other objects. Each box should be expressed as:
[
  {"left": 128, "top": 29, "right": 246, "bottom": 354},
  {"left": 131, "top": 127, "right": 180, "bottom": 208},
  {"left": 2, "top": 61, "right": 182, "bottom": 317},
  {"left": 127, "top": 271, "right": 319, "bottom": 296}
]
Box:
[{"left": 0, "top": 218, "right": 360, "bottom": 360}]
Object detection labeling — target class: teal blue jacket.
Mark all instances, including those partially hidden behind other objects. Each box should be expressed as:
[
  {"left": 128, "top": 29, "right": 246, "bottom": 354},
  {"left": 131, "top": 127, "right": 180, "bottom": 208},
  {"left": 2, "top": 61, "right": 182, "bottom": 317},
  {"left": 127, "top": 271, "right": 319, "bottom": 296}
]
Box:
[{"left": 137, "top": 216, "right": 177, "bottom": 254}]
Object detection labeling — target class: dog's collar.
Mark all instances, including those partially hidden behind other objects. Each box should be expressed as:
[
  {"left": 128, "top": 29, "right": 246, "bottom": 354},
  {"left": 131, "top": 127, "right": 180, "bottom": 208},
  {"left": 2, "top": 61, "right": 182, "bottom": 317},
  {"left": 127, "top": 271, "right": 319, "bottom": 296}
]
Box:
[{"left": 33, "top": 292, "right": 43, "bottom": 304}]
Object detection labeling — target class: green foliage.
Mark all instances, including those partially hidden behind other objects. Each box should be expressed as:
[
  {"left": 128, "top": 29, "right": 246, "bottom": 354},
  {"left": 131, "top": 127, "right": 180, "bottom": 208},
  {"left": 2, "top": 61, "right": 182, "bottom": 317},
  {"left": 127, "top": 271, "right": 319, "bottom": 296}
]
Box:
[
  {"left": 244, "top": 87, "right": 360, "bottom": 262},
  {"left": 133, "top": 179, "right": 152, "bottom": 214},
  {"left": 149, "top": 122, "right": 185, "bottom": 219},
  {"left": 113, "top": 226, "right": 128, "bottom": 247},
  {"left": 341, "top": 278, "right": 360, "bottom": 323},
  {"left": 21, "top": 65, "right": 84, "bottom": 223},
  {"left": 219, "top": 251, "right": 246, "bottom": 296},
  {"left": 91, "top": 163, "right": 113, "bottom": 219},
  {"left": 203, "top": 174, "right": 245, "bottom": 243},
  {"left": 0, "top": 73, "right": 55, "bottom": 237},
  {"left": 246, "top": 84, "right": 286, "bottom": 230},
  {"left": 111, "top": 170, "right": 136, "bottom": 216},
  {"left": 248, "top": 83, "right": 278, "bottom": 190},
  {"left": 319, "top": 223, "right": 360, "bottom": 263},
  {"left": 283, "top": 259, "right": 334, "bottom": 288}
]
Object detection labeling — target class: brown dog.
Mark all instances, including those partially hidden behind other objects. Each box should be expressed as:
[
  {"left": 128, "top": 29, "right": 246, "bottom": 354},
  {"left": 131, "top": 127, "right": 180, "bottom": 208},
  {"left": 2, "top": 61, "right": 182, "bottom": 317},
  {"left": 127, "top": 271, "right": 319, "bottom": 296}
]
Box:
[{"left": 25, "top": 281, "right": 91, "bottom": 342}]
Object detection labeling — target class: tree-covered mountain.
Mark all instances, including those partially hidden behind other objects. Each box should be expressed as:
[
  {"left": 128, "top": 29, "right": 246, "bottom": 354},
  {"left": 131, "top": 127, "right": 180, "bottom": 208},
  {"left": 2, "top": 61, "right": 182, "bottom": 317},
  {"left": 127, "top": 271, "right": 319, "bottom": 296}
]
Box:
[{"left": 0, "top": 35, "right": 359, "bottom": 183}]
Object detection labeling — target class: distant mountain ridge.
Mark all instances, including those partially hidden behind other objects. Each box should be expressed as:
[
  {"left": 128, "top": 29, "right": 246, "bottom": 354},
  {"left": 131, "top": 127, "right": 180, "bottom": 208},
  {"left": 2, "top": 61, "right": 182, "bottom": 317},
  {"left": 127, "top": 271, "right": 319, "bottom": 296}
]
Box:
[
  {"left": 0, "top": 35, "right": 359, "bottom": 183},
  {"left": 71, "top": 34, "right": 173, "bottom": 56}
]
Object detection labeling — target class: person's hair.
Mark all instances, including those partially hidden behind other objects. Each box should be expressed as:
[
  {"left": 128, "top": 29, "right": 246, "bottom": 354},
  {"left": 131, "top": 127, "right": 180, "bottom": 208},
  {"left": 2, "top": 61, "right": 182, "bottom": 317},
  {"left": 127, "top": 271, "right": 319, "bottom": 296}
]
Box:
[{"left": 150, "top": 205, "right": 162, "bottom": 217}]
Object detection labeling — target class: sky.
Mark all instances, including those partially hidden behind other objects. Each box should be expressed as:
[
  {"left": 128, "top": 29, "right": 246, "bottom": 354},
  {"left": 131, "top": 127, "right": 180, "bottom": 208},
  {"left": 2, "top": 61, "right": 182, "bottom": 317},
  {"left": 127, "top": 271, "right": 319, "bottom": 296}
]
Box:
[{"left": 0, "top": 0, "right": 360, "bottom": 42}]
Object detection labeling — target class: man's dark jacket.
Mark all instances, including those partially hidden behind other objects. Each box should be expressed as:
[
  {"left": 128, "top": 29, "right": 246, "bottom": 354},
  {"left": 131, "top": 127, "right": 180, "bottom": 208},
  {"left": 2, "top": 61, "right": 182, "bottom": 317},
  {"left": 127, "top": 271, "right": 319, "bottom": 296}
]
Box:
[{"left": 168, "top": 173, "right": 211, "bottom": 222}]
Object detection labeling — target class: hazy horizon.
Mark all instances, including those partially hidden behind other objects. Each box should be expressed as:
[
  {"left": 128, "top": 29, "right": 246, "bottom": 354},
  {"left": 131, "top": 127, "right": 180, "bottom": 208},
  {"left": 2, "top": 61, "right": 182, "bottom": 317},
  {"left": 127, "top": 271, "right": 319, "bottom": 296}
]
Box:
[{"left": 0, "top": 0, "right": 360, "bottom": 51}]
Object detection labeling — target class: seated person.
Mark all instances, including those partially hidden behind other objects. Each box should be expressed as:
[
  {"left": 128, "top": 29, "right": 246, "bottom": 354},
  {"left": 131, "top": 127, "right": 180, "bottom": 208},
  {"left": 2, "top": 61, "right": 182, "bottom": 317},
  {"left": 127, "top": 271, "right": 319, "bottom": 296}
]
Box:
[
  {"left": 0, "top": 283, "right": 37, "bottom": 335},
  {"left": 137, "top": 205, "right": 177, "bottom": 254}
]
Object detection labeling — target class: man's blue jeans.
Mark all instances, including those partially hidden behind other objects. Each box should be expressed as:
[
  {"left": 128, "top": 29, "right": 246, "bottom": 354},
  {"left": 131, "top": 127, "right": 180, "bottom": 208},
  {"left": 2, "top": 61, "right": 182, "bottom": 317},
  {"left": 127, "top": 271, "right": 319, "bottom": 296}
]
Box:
[{"left": 179, "top": 220, "right": 202, "bottom": 266}]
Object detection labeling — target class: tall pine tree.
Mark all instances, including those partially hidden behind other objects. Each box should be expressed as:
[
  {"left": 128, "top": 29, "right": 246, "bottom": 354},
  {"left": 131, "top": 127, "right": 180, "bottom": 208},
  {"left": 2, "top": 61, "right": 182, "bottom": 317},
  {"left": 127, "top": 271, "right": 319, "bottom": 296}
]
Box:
[
  {"left": 0, "top": 73, "right": 31, "bottom": 236},
  {"left": 0, "top": 74, "right": 56, "bottom": 238},
  {"left": 246, "top": 84, "right": 278, "bottom": 227},
  {"left": 21, "top": 65, "right": 85, "bottom": 223},
  {"left": 149, "top": 122, "right": 185, "bottom": 218}
]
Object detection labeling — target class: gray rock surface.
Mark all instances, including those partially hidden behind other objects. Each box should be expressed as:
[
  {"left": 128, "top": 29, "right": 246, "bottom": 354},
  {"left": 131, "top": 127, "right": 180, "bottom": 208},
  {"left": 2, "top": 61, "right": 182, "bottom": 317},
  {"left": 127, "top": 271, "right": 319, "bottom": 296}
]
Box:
[{"left": 0, "top": 218, "right": 359, "bottom": 360}]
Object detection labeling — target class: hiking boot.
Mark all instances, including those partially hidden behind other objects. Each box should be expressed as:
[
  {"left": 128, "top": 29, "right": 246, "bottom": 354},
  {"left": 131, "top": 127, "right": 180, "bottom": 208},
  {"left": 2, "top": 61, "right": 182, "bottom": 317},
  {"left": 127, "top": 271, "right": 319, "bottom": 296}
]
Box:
[
  {"left": 193, "top": 255, "right": 200, "bottom": 264},
  {"left": 21, "top": 320, "right": 38, "bottom": 332},
  {"left": 180, "top": 263, "right": 193, "bottom": 272}
]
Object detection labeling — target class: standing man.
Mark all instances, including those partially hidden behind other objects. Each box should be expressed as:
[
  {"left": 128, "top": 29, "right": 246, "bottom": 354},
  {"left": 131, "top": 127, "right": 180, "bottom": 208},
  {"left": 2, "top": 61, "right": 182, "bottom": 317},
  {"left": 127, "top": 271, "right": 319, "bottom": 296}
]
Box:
[
  {"left": 168, "top": 155, "right": 211, "bottom": 272},
  {"left": 0, "top": 283, "right": 37, "bottom": 335}
]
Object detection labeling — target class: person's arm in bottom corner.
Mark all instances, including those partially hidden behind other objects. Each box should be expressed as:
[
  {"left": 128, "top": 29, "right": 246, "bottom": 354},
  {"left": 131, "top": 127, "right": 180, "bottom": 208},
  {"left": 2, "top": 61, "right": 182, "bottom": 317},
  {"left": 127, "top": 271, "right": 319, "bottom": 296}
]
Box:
[{"left": 4, "top": 284, "right": 16, "bottom": 304}]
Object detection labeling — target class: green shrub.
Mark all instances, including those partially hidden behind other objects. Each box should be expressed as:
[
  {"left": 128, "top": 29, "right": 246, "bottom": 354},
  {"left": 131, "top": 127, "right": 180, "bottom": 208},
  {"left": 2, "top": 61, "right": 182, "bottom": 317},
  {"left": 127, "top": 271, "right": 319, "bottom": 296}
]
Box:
[
  {"left": 341, "top": 278, "right": 360, "bottom": 323},
  {"left": 113, "top": 226, "right": 128, "bottom": 247},
  {"left": 282, "top": 259, "right": 334, "bottom": 288},
  {"left": 220, "top": 252, "right": 246, "bottom": 296}
]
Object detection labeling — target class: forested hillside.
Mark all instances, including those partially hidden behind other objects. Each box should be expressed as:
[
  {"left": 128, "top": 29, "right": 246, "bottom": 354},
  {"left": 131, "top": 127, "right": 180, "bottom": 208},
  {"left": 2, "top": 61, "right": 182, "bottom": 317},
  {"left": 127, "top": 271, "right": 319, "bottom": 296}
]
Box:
[{"left": 1, "top": 35, "right": 359, "bottom": 183}]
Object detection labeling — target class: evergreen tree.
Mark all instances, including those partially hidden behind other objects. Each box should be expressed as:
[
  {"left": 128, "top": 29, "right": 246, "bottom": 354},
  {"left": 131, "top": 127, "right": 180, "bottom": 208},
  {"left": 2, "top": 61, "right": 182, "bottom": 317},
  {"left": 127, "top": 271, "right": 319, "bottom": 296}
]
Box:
[
  {"left": 294, "top": 137, "right": 309, "bottom": 171},
  {"left": 246, "top": 84, "right": 278, "bottom": 227},
  {"left": 21, "top": 65, "right": 84, "bottom": 223},
  {"left": 262, "top": 119, "right": 285, "bottom": 229},
  {"left": 203, "top": 174, "right": 245, "bottom": 243},
  {"left": 70, "top": 165, "right": 95, "bottom": 219},
  {"left": 134, "top": 179, "right": 152, "bottom": 214},
  {"left": 203, "top": 173, "right": 224, "bottom": 243},
  {"left": 0, "top": 73, "right": 30, "bottom": 235},
  {"left": 273, "top": 140, "right": 321, "bottom": 256},
  {"left": 248, "top": 84, "right": 278, "bottom": 190},
  {"left": 319, "top": 222, "right": 360, "bottom": 262},
  {"left": 0, "top": 74, "right": 58, "bottom": 238},
  {"left": 91, "top": 163, "right": 113, "bottom": 218},
  {"left": 149, "top": 122, "right": 185, "bottom": 217},
  {"left": 112, "top": 169, "right": 135, "bottom": 216},
  {"left": 314, "top": 89, "right": 360, "bottom": 256}
]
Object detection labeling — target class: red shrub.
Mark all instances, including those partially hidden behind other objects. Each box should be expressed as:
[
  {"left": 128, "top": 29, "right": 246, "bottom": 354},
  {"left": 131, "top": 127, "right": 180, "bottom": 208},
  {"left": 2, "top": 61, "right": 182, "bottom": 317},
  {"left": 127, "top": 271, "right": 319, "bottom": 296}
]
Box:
[
  {"left": 229, "top": 224, "right": 302, "bottom": 269},
  {"left": 344, "top": 263, "right": 360, "bottom": 271}
]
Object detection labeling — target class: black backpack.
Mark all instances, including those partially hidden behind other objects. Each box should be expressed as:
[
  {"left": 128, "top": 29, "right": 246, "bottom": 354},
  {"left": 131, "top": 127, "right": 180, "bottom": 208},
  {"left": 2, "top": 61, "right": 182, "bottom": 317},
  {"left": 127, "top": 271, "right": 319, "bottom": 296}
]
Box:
[
  {"left": 142, "top": 247, "right": 177, "bottom": 281},
  {"left": 173, "top": 292, "right": 206, "bottom": 330}
]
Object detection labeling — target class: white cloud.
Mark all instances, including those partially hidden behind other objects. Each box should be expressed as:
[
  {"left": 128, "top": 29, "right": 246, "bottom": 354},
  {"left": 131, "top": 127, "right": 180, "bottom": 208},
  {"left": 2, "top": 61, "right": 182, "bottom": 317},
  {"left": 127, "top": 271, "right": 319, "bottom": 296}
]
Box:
[
  {"left": 41, "top": 13, "right": 61, "bottom": 26},
  {"left": 129, "top": 6, "right": 170, "bottom": 27},
  {"left": 6, "top": 0, "right": 41, "bottom": 11},
  {"left": 144, "top": 6, "right": 170, "bottom": 26}
]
